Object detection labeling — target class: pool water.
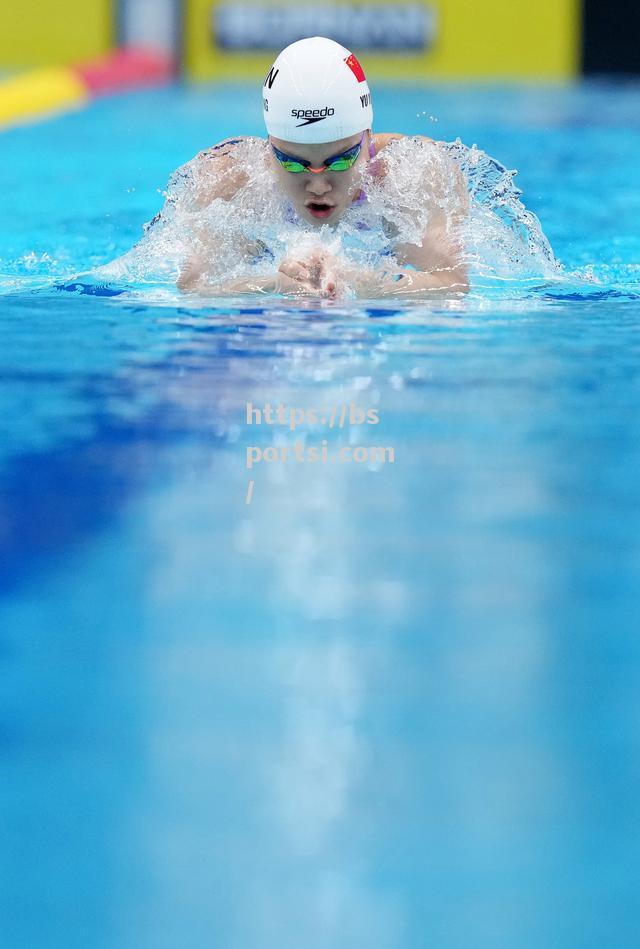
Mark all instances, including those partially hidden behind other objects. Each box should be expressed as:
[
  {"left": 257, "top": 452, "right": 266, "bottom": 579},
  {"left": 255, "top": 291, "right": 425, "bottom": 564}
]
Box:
[{"left": 1, "top": 83, "right": 639, "bottom": 949}]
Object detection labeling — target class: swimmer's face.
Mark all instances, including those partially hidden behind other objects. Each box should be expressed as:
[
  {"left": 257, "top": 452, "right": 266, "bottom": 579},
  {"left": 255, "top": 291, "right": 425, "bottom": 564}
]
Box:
[{"left": 268, "top": 131, "right": 370, "bottom": 226}]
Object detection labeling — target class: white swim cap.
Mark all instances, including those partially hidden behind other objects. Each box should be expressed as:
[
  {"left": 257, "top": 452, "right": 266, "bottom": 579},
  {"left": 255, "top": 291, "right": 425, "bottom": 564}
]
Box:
[{"left": 262, "top": 36, "right": 373, "bottom": 144}]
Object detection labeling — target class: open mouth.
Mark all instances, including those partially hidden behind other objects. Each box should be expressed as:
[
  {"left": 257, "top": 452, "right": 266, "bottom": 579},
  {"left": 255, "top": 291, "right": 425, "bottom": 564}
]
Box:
[{"left": 306, "top": 202, "right": 336, "bottom": 219}]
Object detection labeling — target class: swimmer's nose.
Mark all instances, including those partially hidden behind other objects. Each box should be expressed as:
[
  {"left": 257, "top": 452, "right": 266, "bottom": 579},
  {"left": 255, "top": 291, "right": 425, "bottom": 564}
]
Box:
[{"left": 305, "top": 175, "right": 332, "bottom": 196}]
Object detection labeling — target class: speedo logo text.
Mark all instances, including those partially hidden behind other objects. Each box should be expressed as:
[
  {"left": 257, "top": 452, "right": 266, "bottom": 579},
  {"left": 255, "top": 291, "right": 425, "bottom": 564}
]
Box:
[{"left": 292, "top": 106, "right": 335, "bottom": 126}]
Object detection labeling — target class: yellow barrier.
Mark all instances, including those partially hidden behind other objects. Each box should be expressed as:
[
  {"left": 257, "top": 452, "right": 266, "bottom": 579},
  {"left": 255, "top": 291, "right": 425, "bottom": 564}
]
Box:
[
  {"left": 184, "top": 0, "right": 580, "bottom": 81},
  {"left": 0, "top": 68, "right": 89, "bottom": 128}
]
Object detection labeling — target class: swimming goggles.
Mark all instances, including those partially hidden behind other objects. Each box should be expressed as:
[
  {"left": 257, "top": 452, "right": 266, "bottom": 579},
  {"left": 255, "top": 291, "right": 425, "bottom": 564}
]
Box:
[{"left": 271, "top": 131, "right": 365, "bottom": 174}]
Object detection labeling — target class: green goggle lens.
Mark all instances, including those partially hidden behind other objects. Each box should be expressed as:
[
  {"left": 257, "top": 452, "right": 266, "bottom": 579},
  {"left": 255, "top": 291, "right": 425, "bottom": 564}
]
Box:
[
  {"left": 280, "top": 160, "right": 308, "bottom": 173},
  {"left": 325, "top": 156, "right": 355, "bottom": 171}
]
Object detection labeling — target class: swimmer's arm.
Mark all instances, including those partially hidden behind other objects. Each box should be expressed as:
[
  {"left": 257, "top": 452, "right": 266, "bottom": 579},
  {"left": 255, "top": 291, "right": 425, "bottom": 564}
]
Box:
[
  {"left": 178, "top": 266, "right": 279, "bottom": 295},
  {"left": 177, "top": 271, "right": 318, "bottom": 297},
  {"left": 351, "top": 264, "right": 469, "bottom": 298},
  {"left": 175, "top": 138, "right": 257, "bottom": 291},
  {"left": 338, "top": 220, "right": 468, "bottom": 296},
  {"left": 372, "top": 142, "right": 469, "bottom": 297},
  {"left": 177, "top": 235, "right": 271, "bottom": 293},
  {"left": 177, "top": 252, "right": 210, "bottom": 293},
  {"left": 358, "top": 221, "right": 469, "bottom": 297},
  {"left": 181, "top": 138, "right": 252, "bottom": 210},
  {"left": 389, "top": 214, "right": 468, "bottom": 295}
]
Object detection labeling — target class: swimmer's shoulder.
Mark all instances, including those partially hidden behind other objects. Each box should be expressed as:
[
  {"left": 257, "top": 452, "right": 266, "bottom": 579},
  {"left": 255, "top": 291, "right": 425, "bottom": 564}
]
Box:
[
  {"left": 195, "top": 136, "right": 258, "bottom": 162},
  {"left": 370, "top": 133, "right": 403, "bottom": 157},
  {"left": 370, "top": 133, "right": 435, "bottom": 156},
  {"left": 190, "top": 136, "right": 264, "bottom": 208},
  {"left": 373, "top": 132, "right": 466, "bottom": 204},
  {"left": 369, "top": 134, "right": 436, "bottom": 181}
]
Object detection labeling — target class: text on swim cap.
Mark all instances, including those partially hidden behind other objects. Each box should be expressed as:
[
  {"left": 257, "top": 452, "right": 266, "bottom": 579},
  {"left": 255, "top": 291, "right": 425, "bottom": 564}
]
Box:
[
  {"left": 291, "top": 107, "right": 335, "bottom": 119},
  {"left": 360, "top": 93, "right": 371, "bottom": 108},
  {"left": 264, "top": 67, "right": 279, "bottom": 89}
]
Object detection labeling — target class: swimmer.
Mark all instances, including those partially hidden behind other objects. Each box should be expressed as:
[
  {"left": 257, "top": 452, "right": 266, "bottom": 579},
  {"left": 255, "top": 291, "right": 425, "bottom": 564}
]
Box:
[{"left": 176, "top": 36, "right": 469, "bottom": 299}]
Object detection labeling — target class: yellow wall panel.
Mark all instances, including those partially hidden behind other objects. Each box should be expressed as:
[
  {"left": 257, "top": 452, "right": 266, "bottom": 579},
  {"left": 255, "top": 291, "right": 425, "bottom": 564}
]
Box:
[
  {"left": 184, "top": 0, "right": 581, "bottom": 81},
  {"left": 0, "top": 0, "right": 113, "bottom": 68}
]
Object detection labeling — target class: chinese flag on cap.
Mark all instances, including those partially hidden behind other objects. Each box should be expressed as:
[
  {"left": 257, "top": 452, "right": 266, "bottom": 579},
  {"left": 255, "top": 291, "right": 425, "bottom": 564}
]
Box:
[{"left": 344, "top": 53, "right": 366, "bottom": 83}]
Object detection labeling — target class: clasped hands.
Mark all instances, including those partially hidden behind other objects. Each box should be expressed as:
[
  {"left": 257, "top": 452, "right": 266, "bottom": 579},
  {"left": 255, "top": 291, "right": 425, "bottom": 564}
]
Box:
[
  {"left": 276, "top": 250, "right": 344, "bottom": 298},
  {"left": 178, "top": 246, "right": 387, "bottom": 297}
]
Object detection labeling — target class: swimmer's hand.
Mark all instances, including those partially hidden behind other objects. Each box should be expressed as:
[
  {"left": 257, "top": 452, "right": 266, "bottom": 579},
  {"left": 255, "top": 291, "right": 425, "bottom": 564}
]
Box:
[{"left": 277, "top": 251, "right": 339, "bottom": 298}]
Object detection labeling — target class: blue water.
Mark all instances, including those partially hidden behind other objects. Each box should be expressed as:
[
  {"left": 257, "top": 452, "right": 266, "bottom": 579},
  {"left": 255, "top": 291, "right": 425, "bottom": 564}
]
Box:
[{"left": 1, "top": 83, "right": 639, "bottom": 949}]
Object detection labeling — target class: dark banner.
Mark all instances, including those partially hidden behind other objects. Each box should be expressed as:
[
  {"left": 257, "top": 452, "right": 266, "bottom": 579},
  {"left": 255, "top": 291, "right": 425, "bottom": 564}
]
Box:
[{"left": 583, "top": 0, "right": 640, "bottom": 74}]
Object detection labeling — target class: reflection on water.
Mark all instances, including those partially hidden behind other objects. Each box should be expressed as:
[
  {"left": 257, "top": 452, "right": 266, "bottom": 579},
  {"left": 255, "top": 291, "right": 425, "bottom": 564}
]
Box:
[{"left": 1, "top": 274, "right": 640, "bottom": 949}]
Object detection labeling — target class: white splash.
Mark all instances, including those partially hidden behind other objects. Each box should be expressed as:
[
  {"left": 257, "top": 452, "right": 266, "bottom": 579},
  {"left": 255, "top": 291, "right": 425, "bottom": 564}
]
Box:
[{"left": 97, "top": 135, "right": 561, "bottom": 291}]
